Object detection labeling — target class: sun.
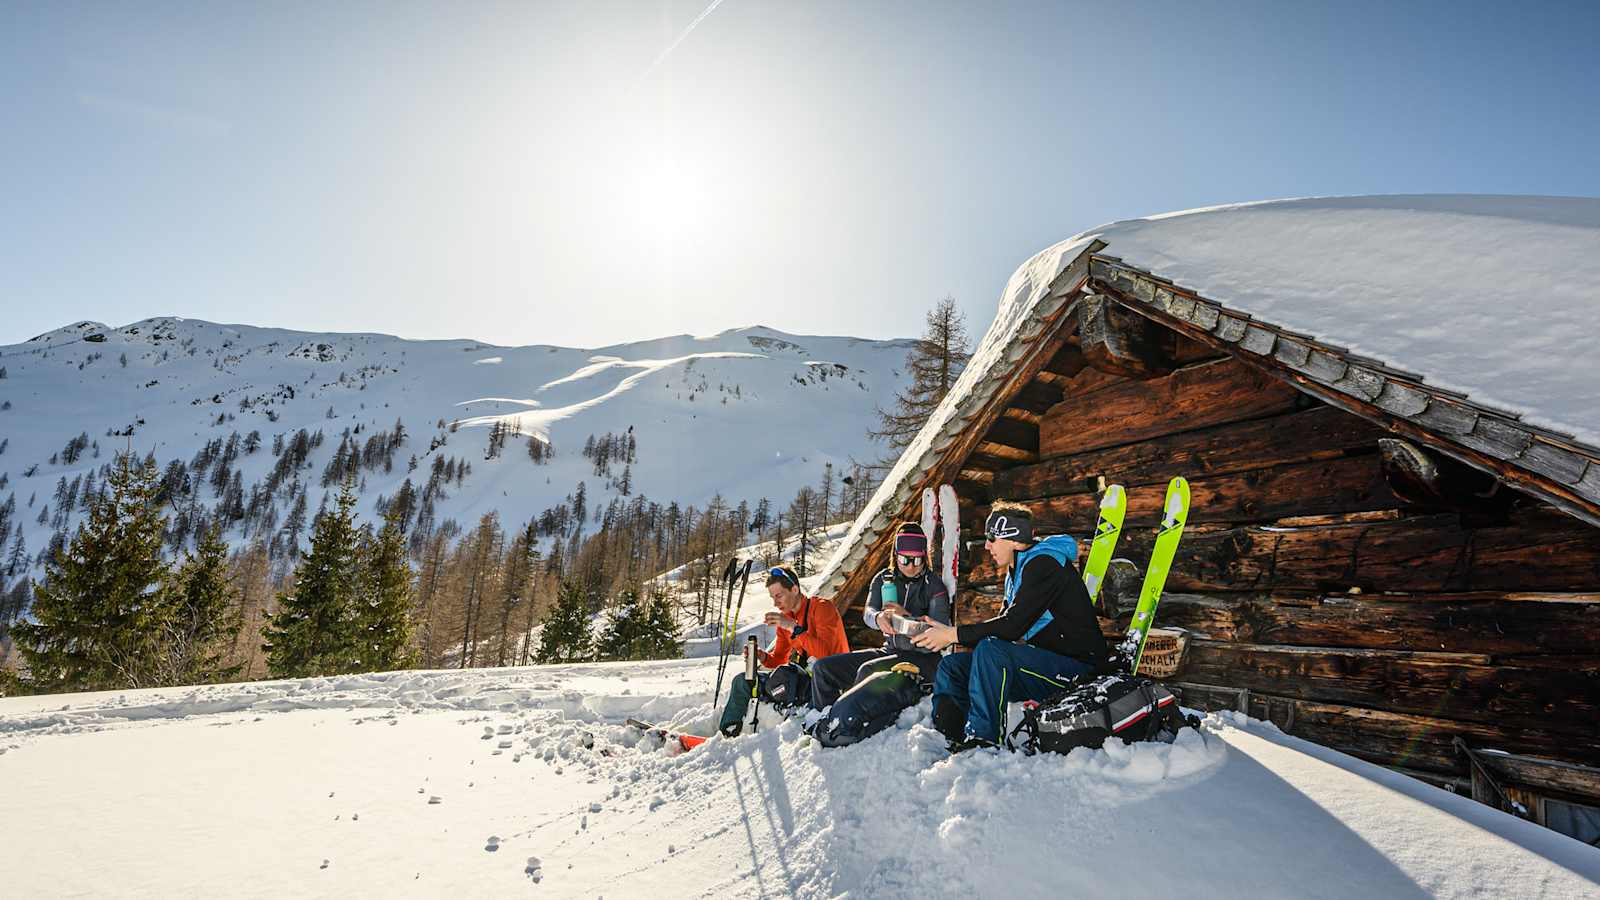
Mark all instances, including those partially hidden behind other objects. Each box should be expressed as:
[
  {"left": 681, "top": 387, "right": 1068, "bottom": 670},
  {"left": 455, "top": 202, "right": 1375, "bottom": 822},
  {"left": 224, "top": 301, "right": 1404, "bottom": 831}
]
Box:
[{"left": 628, "top": 156, "right": 708, "bottom": 242}]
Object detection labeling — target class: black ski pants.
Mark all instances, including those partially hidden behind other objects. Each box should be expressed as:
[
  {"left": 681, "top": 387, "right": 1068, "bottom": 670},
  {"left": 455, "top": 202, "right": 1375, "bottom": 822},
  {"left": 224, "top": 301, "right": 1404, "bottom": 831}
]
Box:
[{"left": 809, "top": 647, "right": 941, "bottom": 709}]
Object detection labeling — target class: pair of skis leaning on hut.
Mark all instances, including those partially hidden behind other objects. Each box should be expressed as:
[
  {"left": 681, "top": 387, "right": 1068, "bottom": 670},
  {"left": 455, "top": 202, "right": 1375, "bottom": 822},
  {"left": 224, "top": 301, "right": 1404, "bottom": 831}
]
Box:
[{"left": 719, "top": 504, "right": 1108, "bottom": 752}]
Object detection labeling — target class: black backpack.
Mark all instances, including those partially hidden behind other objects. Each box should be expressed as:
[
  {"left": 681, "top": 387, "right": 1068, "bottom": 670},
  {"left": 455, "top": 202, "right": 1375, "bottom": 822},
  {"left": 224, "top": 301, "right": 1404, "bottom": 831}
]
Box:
[
  {"left": 764, "top": 663, "right": 812, "bottom": 710},
  {"left": 812, "top": 663, "right": 927, "bottom": 748},
  {"left": 1012, "top": 673, "right": 1198, "bottom": 755}
]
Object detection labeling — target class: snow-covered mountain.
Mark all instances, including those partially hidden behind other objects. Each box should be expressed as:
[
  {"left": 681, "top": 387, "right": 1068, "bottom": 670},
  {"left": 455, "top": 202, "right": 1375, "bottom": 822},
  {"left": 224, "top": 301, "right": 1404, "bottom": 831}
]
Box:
[{"left": 0, "top": 317, "right": 914, "bottom": 569}]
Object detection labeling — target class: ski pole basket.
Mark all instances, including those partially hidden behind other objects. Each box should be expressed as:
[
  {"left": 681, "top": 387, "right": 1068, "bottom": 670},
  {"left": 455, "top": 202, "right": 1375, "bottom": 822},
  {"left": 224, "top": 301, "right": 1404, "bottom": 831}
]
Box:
[{"left": 1134, "top": 627, "right": 1189, "bottom": 680}]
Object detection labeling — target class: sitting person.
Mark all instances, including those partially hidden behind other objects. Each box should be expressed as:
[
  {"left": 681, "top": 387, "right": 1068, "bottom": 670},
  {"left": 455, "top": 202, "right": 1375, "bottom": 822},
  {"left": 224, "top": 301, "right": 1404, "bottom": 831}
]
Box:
[
  {"left": 911, "top": 502, "right": 1107, "bottom": 751},
  {"left": 718, "top": 565, "right": 849, "bottom": 736},
  {"left": 809, "top": 522, "right": 950, "bottom": 710}
]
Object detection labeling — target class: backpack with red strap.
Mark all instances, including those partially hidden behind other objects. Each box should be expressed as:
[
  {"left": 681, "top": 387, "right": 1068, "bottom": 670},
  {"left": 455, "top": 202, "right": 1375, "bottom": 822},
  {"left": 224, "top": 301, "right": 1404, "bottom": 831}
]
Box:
[{"left": 1011, "top": 673, "right": 1198, "bottom": 755}]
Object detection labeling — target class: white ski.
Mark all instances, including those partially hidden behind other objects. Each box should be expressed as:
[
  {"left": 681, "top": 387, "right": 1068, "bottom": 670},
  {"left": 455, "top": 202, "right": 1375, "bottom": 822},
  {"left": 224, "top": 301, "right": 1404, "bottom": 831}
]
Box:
[{"left": 938, "top": 483, "right": 959, "bottom": 600}]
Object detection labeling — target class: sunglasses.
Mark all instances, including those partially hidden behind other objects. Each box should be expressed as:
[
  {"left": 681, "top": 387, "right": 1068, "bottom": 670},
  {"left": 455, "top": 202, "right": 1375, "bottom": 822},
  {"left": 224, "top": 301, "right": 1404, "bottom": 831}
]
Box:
[
  {"left": 769, "top": 566, "right": 796, "bottom": 588},
  {"left": 896, "top": 554, "right": 925, "bottom": 567}
]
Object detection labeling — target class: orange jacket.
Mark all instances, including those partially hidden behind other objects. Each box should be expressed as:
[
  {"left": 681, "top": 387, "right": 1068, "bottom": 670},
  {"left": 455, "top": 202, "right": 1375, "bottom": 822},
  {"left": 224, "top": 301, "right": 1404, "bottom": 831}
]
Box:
[{"left": 759, "top": 594, "right": 849, "bottom": 668}]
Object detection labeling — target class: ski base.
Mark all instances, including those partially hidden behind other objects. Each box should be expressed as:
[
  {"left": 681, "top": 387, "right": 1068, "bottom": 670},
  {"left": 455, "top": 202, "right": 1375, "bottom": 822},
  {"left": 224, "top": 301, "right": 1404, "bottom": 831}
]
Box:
[{"left": 626, "top": 718, "right": 707, "bottom": 751}]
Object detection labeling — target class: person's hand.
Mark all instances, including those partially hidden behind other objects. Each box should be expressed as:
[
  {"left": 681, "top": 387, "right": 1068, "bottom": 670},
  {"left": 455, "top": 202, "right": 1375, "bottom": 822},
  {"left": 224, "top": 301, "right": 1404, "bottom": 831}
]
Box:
[
  {"left": 911, "top": 619, "right": 957, "bottom": 652},
  {"left": 763, "top": 611, "right": 798, "bottom": 632},
  {"left": 880, "top": 602, "right": 908, "bottom": 620},
  {"left": 876, "top": 611, "right": 897, "bottom": 636}
]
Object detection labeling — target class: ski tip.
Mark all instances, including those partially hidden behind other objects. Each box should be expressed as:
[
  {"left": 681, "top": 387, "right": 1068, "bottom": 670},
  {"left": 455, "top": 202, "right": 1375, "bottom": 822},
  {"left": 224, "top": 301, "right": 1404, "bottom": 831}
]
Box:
[
  {"left": 1100, "top": 484, "right": 1125, "bottom": 508},
  {"left": 1164, "top": 478, "right": 1189, "bottom": 518}
]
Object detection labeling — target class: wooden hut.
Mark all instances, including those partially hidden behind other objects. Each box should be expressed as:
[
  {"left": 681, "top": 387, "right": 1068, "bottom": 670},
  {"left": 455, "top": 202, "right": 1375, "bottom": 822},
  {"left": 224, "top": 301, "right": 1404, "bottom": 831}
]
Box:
[{"left": 813, "top": 198, "right": 1600, "bottom": 842}]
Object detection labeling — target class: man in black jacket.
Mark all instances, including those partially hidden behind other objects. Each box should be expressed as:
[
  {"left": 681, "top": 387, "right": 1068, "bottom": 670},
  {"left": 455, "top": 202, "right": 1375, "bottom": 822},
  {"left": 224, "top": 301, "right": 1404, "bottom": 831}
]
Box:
[
  {"left": 808, "top": 522, "right": 950, "bottom": 709},
  {"left": 911, "top": 502, "right": 1105, "bottom": 750}
]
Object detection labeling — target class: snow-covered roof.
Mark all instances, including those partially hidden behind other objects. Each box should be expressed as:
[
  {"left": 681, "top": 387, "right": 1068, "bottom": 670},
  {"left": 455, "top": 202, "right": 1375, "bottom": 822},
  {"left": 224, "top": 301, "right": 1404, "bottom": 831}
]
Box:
[{"left": 818, "top": 195, "right": 1600, "bottom": 596}]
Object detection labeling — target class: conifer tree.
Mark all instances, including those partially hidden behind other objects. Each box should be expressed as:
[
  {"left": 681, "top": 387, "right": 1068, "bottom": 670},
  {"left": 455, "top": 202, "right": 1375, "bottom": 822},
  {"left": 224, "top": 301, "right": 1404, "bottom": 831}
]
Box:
[
  {"left": 263, "top": 479, "right": 361, "bottom": 677},
  {"left": 639, "top": 589, "right": 683, "bottom": 660},
  {"left": 595, "top": 587, "right": 647, "bottom": 661},
  {"left": 870, "top": 295, "right": 972, "bottom": 457},
  {"left": 535, "top": 580, "right": 592, "bottom": 664},
  {"left": 161, "top": 525, "right": 243, "bottom": 685},
  {"left": 350, "top": 507, "right": 415, "bottom": 673},
  {"left": 12, "top": 453, "right": 170, "bottom": 692},
  {"left": 594, "top": 585, "right": 677, "bottom": 661}
]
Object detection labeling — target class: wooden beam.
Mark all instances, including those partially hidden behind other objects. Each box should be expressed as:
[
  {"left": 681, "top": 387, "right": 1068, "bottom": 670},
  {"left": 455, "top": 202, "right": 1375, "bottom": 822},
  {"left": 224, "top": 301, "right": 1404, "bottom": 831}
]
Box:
[
  {"left": 1040, "top": 357, "right": 1303, "bottom": 459},
  {"left": 967, "top": 506, "right": 1600, "bottom": 594},
  {"left": 1380, "top": 438, "right": 1516, "bottom": 518},
  {"left": 1077, "top": 291, "right": 1176, "bottom": 379},
  {"left": 1181, "top": 640, "right": 1600, "bottom": 735},
  {"left": 1027, "top": 454, "right": 1398, "bottom": 530},
  {"left": 1001, "top": 407, "right": 1042, "bottom": 426},
  {"left": 973, "top": 440, "right": 1036, "bottom": 464},
  {"left": 1472, "top": 749, "right": 1600, "bottom": 801},
  {"left": 995, "top": 405, "right": 1386, "bottom": 501},
  {"left": 1172, "top": 684, "right": 1600, "bottom": 774},
  {"left": 1110, "top": 591, "right": 1600, "bottom": 656}
]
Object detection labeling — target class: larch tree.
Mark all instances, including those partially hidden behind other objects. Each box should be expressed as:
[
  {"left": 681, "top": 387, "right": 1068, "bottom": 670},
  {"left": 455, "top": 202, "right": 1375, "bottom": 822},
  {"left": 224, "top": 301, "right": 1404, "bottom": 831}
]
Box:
[
  {"left": 869, "top": 295, "right": 972, "bottom": 459},
  {"left": 160, "top": 524, "right": 244, "bottom": 685},
  {"left": 351, "top": 506, "right": 415, "bottom": 673}
]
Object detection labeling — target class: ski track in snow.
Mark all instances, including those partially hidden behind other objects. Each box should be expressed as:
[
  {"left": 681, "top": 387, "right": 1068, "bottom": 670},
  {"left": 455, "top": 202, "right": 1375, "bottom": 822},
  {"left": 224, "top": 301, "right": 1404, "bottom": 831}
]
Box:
[{"left": 3, "top": 658, "right": 1597, "bottom": 899}]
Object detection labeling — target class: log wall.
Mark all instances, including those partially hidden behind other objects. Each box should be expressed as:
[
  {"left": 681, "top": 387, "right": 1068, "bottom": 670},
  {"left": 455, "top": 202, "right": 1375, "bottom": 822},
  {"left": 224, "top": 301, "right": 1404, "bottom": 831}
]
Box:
[{"left": 953, "top": 348, "right": 1600, "bottom": 778}]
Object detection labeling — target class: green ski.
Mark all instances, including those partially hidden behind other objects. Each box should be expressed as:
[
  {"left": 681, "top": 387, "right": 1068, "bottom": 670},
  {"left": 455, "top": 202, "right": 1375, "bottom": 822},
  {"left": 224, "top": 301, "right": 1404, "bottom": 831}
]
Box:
[
  {"left": 1116, "top": 477, "right": 1190, "bottom": 675},
  {"left": 1080, "top": 483, "right": 1126, "bottom": 611}
]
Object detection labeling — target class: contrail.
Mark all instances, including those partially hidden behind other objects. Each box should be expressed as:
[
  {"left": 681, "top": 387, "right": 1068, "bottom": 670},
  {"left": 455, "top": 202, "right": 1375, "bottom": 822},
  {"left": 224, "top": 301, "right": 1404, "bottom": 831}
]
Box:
[{"left": 638, "top": 0, "right": 728, "bottom": 81}]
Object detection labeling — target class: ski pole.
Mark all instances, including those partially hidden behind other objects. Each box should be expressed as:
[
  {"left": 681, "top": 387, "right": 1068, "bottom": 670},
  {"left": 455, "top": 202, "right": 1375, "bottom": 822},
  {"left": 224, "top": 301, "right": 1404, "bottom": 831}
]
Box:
[
  {"left": 711, "top": 557, "right": 739, "bottom": 710},
  {"left": 719, "top": 560, "right": 754, "bottom": 710}
]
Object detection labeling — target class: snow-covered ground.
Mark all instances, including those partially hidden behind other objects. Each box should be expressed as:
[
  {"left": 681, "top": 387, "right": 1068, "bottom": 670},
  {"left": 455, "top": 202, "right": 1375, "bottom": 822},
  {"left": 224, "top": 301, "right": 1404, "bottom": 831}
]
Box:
[
  {"left": 3, "top": 659, "right": 1597, "bottom": 899},
  {"left": 0, "top": 319, "right": 911, "bottom": 571}
]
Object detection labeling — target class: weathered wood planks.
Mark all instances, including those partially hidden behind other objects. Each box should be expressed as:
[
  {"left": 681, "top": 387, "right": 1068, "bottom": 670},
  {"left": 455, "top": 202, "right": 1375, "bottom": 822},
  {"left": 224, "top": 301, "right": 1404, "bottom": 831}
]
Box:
[
  {"left": 996, "top": 405, "right": 1387, "bottom": 500},
  {"left": 1040, "top": 357, "right": 1303, "bottom": 459}
]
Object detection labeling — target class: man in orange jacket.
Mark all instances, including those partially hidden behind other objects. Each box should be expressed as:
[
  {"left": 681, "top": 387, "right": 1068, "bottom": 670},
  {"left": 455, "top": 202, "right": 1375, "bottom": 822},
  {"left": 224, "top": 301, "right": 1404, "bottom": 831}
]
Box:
[{"left": 718, "top": 565, "right": 849, "bottom": 735}]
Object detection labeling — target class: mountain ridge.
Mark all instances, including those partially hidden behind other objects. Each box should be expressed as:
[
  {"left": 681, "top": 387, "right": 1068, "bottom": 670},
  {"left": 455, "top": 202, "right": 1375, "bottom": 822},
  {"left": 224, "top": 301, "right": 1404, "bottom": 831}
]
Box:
[{"left": 0, "top": 317, "right": 913, "bottom": 574}]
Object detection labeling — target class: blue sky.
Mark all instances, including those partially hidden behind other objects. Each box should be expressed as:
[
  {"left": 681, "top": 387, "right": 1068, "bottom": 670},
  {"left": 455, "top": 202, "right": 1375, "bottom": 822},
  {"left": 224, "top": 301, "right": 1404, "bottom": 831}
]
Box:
[{"left": 3, "top": 1, "right": 1597, "bottom": 348}]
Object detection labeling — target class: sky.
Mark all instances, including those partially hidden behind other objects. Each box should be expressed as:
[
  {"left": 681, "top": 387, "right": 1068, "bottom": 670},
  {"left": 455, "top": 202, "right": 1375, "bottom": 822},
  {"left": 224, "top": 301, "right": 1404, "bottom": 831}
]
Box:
[{"left": 3, "top": 0, "right": 1598, "bottom": 349}]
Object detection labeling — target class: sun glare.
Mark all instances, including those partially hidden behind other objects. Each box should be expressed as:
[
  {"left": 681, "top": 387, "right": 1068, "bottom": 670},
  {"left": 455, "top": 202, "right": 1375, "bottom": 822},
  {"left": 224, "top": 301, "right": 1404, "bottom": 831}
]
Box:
[{"left": 629, "top": 157, "right": 708, "bottom": 241}]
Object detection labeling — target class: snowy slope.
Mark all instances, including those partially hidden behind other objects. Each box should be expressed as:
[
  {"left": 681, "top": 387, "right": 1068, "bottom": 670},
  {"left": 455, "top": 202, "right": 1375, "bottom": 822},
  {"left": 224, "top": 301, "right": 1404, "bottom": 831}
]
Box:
[
  {"left": 2, "top": 660, "right": 1596, "bottom": 898},
  {"left": 0, "top": 319, "right": 912, "bottom": 568}
]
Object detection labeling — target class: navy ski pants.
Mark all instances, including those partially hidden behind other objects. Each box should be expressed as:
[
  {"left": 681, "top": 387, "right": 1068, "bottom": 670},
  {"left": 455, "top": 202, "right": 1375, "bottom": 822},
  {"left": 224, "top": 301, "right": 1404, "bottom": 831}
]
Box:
[{"left": 931, "top": 637, "right": 1094, "bottom": 744}]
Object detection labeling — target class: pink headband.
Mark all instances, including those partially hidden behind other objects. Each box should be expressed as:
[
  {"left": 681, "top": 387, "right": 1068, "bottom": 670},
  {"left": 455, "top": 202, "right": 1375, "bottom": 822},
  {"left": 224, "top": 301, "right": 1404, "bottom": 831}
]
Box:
[{"left": 894, "top": 532, "right": 927, "bottom": 556}]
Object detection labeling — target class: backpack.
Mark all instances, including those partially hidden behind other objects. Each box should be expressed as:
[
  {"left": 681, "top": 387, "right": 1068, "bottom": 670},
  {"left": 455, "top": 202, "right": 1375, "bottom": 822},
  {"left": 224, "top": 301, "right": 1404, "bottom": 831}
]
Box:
[
  {"left": 1012, "top": 673, "right": 1198, "bottom": 755},
  {"left": 764, "top": 663, "right": 812, "bottom": 710},
  {"left": 812, "top": 663, "right": 927, "bottom": 749}
]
